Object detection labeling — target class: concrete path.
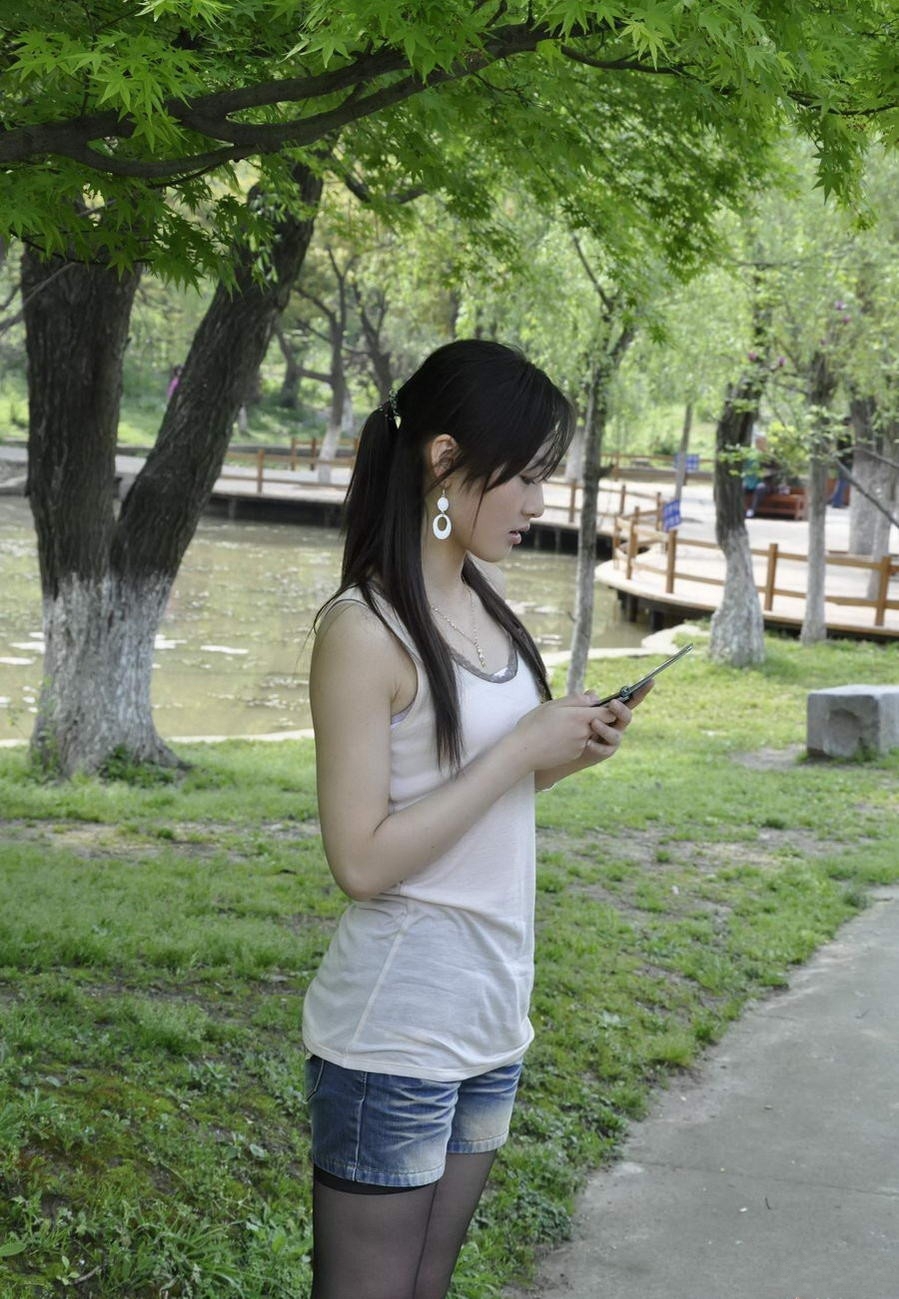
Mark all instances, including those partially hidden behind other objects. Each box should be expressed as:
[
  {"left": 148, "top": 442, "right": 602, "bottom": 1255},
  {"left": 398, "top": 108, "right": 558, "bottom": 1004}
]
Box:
[{"left": 507, "top": 888, "right": 899, "bottom": 1299}]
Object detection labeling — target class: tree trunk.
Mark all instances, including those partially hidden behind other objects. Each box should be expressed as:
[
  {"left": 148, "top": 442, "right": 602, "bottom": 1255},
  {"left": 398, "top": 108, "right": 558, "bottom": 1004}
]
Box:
[
  {"left": 341, "top": 388, "right": 355, "bottom": 439},
  {"left": 245, "top": 363, "right": 264, "bottom": 407},
  {"left": 673, "top": 400, "right": 693, "bottom": 502},
  {"left": 708, "top": 261, "right": 771, "bottom": 670},
  {"left": 316, "top": 324, "right": 349, "bottom": 485},
  {"left": 800, "top": 450, "right": 829, "bottom": 644},
  {"left": 800, "top": 350, "right": 837, "bottom": 644},
  {"left": 567, "top": 384, "right": 601, "bottom": 694},
  {"left": 23, "top": 251, "right": 147, "bottom": 774},
  {"left": 840, "top": 403, "right": 899, "bottom": 586},
  {"left": 710, "top": 527, "right": 765, "bottom": 666},
  {"left": 848, "top": 397, "right": 880, "bottom": 556},
  {"left": 316, "top": 371, "right": 346, "bottom": 486},
  {"left": 567, "top": 325, "right": 635, "bottom": 694},
  {"left": 708, "top": 379, "right": 766, "bottom": 667},
  {"left": 24, "top": 163, "right": 324, "bottom": 776},
  {"left": 274, "top": 321, "right": 302, "bottom": 408},
  {"left": 353, "top": 284, "right": 393, "bottom": 399},
  {"left": 865, "top": 425, "right": 898, "bottom": 600},
  {"left": 564, "top": 411, "right": 585, "bottom": 484}
]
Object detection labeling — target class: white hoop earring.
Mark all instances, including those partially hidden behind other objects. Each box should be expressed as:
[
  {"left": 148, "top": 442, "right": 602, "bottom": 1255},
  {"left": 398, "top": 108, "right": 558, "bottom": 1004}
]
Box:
[{"left": 432, "top": 494, "right": 452, "bottom": 540}]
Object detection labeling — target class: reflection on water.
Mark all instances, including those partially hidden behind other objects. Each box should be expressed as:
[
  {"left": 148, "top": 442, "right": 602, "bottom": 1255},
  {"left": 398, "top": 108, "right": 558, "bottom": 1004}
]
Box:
[{"left": 0, "top": 497, "right": 644, "bottom": 741}]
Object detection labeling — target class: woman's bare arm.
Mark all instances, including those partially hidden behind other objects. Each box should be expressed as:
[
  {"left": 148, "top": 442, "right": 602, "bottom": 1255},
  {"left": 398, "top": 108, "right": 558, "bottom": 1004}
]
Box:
[
  {"left": 311, "top": 603, "right": 619, "bottom": 901},
  {"left": 534, "top": 682, "right": 652, "bottom": 790}
]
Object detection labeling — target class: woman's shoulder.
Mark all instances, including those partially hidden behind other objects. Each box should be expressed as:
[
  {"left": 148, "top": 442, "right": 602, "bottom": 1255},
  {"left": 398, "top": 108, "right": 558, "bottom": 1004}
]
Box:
[
  {"left": 316, "top": 587, "right": 391, "bottom": 643},
  {"left": 312, "top": 586, "right": 417, "bottom": 714},
  {"left": 315, "top": 585, "right": 417, "bottom": 668}
]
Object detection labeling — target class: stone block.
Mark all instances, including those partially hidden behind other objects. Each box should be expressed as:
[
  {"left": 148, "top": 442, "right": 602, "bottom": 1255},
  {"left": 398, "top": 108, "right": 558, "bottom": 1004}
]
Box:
[{"left": 807, "top": 685, "right": 899, "bottom": 759}]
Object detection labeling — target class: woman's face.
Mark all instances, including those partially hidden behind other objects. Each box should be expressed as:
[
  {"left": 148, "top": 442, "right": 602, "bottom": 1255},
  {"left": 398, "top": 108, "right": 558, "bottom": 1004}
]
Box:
[{"left": 449, "top": 462, "right": 548, "bottom": 563}]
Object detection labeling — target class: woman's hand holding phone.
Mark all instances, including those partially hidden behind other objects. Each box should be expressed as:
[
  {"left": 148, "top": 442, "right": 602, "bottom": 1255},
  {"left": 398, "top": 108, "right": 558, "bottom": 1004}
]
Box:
[
  {"left": 591, "top": 643, "right": 693, "bottom": 708},
  {"left": 586, "top": 678, "right": 653, "bottom": 747}
]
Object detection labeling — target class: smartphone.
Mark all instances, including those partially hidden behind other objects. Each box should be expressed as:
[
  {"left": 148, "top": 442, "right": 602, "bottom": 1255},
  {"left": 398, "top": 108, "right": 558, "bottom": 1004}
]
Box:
[{"left": 591, "top": 643, "right": 694, "bottom": 707}]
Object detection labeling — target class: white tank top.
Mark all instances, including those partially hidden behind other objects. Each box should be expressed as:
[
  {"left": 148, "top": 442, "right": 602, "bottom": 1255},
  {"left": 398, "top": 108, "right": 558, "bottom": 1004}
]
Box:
[{"left": 301, "top": 590, "right": 542, "bottom": 1080}]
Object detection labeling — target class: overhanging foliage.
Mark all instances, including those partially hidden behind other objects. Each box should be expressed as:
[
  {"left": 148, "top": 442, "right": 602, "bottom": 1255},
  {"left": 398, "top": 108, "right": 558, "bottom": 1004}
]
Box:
[{"left": 3, "top": 1, "right": 898, "bottom": 274}]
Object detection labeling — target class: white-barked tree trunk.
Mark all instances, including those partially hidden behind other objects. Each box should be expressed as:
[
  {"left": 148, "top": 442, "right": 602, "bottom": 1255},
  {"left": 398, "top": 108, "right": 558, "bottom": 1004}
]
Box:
[{"left": 23, "top": 164, "right": 324, "bottom": 776}]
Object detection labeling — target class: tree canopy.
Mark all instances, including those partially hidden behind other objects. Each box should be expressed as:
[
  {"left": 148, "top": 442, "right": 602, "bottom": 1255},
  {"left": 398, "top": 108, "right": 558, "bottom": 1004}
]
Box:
[
  {"left": 4, "top": 1, "right": 899, "bottom": 274},
  {"left": 8, "top": 1, "right": 899, "bottom": 773}
]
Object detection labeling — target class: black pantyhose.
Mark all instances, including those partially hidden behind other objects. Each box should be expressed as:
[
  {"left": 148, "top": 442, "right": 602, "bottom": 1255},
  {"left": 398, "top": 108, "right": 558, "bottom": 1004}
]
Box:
[
  {"left": 310, "top": 1151, "right": 497, "bottom": 1299},
  {"left": 411, "top": 1151, "right": 497, "bottom": 1298}
]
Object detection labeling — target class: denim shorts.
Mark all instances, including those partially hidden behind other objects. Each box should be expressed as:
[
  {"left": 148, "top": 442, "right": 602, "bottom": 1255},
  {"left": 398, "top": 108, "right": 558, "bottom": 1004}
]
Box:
[{"left": 305, "top": 1055, "right": 523, "bottom": 1189}]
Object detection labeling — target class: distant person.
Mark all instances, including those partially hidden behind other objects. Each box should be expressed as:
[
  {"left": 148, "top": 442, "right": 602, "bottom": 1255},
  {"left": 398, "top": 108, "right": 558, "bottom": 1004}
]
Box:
[
  {"left": 301, "top": 339, "right": 652, "bottom": 1297},
  {"left": 829, "top": 419, "right": 853, "bottom": 508},
  {"left": 743, "top": 434, "right": 777, "bottom": 518},
  {"left": 166, "top": 364, "right": 183, "bottom": 401}
]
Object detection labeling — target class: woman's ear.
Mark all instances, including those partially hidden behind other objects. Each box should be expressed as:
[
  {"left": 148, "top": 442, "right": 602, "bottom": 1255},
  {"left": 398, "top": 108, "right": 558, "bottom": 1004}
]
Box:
[{"left": 427, "top": 434, "right": 459, "bottom": 483}]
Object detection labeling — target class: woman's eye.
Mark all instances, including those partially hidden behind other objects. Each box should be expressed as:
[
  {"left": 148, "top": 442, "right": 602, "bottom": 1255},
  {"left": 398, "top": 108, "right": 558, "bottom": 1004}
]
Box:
[{"left": 520, "top": 475, "right": 536, "bottom": 487}]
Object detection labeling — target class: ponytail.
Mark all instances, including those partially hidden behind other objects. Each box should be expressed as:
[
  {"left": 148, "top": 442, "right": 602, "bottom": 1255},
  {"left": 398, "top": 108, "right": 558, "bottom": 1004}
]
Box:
[
  {"left": 320, "top": 341, "right": 574, "bottom": 768},
  {"left": 339, "top": 402, "right": 400, "bottom": 586}
]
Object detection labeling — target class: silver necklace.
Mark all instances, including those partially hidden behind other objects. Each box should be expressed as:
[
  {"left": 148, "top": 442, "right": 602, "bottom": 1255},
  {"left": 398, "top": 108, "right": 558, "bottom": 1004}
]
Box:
[{"left": 430, "top": 587, "right": 488, "bottom": 670}]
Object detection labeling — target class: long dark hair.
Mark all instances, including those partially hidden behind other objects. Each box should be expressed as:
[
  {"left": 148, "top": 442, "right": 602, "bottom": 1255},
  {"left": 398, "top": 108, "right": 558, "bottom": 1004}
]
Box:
[{"left": 327, "top": 339, "right": 574, "bottom": 767}]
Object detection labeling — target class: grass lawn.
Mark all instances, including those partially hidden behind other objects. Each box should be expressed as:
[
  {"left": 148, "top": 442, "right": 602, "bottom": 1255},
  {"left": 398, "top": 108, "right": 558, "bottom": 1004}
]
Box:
[
  {"left": 0, "top": 370, "right": 321, "bottom": 452},
  {"left": 1, "top": 632, "right": 897, "bottom": 1297}
]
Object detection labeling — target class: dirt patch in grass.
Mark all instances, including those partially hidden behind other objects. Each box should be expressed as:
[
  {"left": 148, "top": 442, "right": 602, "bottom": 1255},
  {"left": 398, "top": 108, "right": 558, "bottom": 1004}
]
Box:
[
  {"left": 257, "top": 818, "right": 321, "bottom": 839},
  {"left": 0, "top": 817, "right": 322, "bottom": 862},
  {"left": 540, "top": 823, "right": 834, "bottom": 872},
  {"left": 698, "top": 829, "right": 832, "bottom": 869},
  {"left": 538, "top": 824, "right": 671, "bottom": 867},
  {"left": 730, "top": 744, "right": 805, "bottom": 770},
  {"left": 2, "top": 820, "right": 120, "bottom": 854}
]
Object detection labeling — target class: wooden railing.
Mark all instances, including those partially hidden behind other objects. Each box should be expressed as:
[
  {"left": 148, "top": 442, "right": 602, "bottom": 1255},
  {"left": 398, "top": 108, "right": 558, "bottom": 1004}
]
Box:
[
  {"left": 218, "top": 447, "right": 672, "bottom": 522},
  {"left": 607, "top": 451, "right": 715, "bottom": 478},
  {"left": 540, "top": 479, "right": 667, "bottom": 528},
  {"left": 211, "top": 443, "right": 898, "bottom": 631},
  {"left": 219, "top": 438, "right": 360, "bottom": 493},
  {"left": 612, "top": 512, "right": 899, "bottom": 630}
]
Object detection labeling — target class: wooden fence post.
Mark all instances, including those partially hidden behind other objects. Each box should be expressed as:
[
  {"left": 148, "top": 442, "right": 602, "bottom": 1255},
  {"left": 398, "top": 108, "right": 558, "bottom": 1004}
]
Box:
[
  {"left": 626, "top": 509, "right": 640, "bottom": 580},
  {"left": 290, "top": 437, "right": 297, "bottom": 472},
  {"left": 568, "top": 481, "right": 578, "bottom": 524},
  {"left": 655, "top": 491, "right": 663, "bottom": 528},
  {"left": 256, "top": 449, "right": 265, "bottom": 494},
  {"left": 874, "top": 554, "right": 892, "bottom": 627},
  {"left": 618, "top": 482, "right": 627, "bottom": 516},
  {"left": 665, "top": 530, "right": 677, "bottom": 594},
  {"left": 764, "top": 543, "right": 779, "bottom": 611}
]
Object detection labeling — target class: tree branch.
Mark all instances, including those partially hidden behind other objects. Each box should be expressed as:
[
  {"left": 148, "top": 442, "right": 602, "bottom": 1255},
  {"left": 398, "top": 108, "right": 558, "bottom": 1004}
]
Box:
[
  {"left": 610, "top": 322, "right": 636, "bottom": 366},
  {"left": 294, "top": 285, "right": 336, "bottom": 323},
  {"left": 0, "top": 260, "right": 75, "bottom": 336},
  {"left": 854, "top": 443, "right": 899, "bottom": 474},
  {"left": 572, "top": 234, "right": 614, "bottom": 313},
  {"left": 0, "top": 22, "right": 551, "bottom": 179},
  {"left": 561, "top": 47, "right": 688, "bottom": 78},
  {"left": 839, "top": 463, "right": 899, "bottom": 531},
  {"left": 293, "top": 314, "right": 333, "bottom": 346},
  {"left": 339, "top": 167, "right": 427, "bottom": 206}
]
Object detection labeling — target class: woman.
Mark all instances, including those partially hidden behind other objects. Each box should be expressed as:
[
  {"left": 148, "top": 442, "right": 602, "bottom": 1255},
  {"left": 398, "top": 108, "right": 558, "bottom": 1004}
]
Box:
[{"left": 302, "top": 340, "right": 649, "bottom": 1298}]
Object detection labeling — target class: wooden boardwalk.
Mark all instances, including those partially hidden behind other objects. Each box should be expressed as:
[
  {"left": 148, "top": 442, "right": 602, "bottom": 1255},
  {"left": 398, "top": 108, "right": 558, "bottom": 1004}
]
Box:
[
  {"left": 598, "top": 483, "right": 899, "bottom": 640},
  {"left": 208, "top": 453, "right": 898, "bottom": 639},
  {"left": 2, "top": 444, "right": 897, "bottom": 640}
]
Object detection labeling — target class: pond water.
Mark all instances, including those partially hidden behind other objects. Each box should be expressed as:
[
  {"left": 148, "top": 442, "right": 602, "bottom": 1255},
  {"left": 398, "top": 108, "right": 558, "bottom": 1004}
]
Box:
[{"left": 0, "top": 497, "right": 645, "bottom": 742}]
